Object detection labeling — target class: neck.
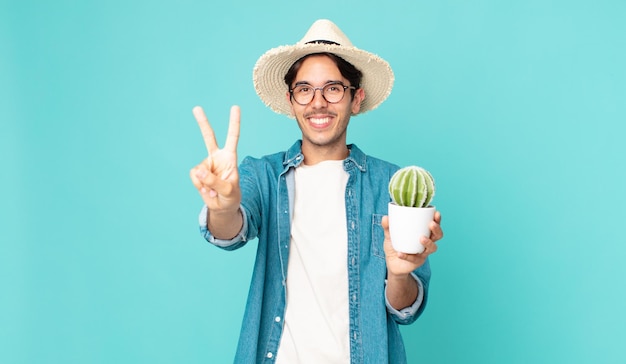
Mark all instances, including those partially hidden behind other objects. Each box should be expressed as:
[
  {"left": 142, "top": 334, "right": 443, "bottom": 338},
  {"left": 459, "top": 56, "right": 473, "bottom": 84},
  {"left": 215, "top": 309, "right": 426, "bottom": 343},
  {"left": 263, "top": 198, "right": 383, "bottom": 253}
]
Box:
[{"left": 301, "top": 142, "right": 349, "bottom": 165}]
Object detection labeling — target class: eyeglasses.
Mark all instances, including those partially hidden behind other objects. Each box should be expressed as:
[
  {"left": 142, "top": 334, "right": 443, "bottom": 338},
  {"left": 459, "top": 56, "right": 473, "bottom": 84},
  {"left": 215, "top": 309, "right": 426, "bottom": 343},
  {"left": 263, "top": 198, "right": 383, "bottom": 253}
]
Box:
[{"left": 289, "top": 82, "right": 356, "bottom": 105}]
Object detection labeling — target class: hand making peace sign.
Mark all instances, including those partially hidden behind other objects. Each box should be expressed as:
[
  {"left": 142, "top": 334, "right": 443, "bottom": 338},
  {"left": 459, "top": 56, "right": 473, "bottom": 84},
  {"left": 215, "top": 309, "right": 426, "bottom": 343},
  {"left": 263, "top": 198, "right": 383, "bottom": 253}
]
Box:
[{"left": 189, "top": 105, "right": 242, "bottom": 213}]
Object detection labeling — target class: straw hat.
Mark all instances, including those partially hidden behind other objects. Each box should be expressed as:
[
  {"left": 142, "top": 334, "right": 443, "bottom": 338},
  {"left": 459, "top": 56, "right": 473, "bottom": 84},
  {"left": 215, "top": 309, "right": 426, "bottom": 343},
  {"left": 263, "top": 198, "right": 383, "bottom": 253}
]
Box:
[{"left": 253, "top": 19, "right": 394, "bottom": 117}]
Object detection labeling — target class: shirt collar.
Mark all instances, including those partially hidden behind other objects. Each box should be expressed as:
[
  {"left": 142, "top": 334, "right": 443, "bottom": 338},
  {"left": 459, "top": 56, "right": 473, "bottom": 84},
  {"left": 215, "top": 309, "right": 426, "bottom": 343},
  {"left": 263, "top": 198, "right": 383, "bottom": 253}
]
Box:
[
  {"left": 344, "top": 144, "right": 367, "bottom": 172},
  {"left": 283, "top": 140, "right": 305, "bottom": 168},
  {"left": 282, "top": 140, "right": 367, "bottom": 172}
]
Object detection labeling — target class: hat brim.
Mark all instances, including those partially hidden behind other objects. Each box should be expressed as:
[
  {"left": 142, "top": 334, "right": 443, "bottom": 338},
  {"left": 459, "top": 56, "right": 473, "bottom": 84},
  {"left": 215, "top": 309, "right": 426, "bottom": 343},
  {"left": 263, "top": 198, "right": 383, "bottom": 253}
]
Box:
[{"left": 253, "top": 43, "right": 394, "bottom": 118}]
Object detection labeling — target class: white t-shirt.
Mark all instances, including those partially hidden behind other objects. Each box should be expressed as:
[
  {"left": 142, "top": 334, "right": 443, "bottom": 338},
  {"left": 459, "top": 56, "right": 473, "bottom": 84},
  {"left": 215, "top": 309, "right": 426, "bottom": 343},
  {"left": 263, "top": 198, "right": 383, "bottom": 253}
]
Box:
[{"left": 276, "top": 160, "right": 351, "bottom": 364}]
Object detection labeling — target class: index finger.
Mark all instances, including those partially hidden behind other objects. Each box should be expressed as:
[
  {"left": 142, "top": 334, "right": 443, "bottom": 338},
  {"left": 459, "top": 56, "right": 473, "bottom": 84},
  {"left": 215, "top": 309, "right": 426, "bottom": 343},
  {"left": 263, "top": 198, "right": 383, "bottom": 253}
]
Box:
[
  {"left": 224, "top": 105, "right": 241, "bottom": 152},
  {"left": 193, "top": 106, "right": 218, "bottom": 155}
]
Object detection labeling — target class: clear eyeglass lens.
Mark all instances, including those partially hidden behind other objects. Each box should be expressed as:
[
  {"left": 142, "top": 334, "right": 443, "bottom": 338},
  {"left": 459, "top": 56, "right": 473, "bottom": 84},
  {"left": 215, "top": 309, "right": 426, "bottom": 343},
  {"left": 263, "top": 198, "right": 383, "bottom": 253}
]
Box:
[{"left": 292, "top": 83, "right": 346, "bottom": 104}]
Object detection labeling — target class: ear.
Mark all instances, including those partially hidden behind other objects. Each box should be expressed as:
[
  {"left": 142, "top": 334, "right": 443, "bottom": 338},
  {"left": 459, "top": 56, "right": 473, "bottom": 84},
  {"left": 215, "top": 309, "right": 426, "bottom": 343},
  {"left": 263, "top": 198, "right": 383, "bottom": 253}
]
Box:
[
  {"left": 351, "top": 88, "right": 365, "bottom": 114},
  {"left": 286, "top": 91, "right": 295, "bottom": 113}
]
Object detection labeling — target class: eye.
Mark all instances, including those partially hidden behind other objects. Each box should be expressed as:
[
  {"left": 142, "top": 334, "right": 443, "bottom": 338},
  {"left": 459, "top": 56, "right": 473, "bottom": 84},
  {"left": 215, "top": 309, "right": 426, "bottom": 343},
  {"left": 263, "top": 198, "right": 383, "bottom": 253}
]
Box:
[
  {"left": 295, "top": 85, "right": 311, "bottom": 93},
  {"left": 324, "top": 83, "right": 343, "bottom": 93}
]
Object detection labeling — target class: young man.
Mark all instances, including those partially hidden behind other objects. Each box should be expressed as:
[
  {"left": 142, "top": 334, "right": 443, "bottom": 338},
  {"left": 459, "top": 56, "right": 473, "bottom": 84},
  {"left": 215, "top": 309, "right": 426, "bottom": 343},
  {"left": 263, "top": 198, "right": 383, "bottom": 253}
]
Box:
[{"left": 190, "top": 19, "right": 443, "bottom": 364}]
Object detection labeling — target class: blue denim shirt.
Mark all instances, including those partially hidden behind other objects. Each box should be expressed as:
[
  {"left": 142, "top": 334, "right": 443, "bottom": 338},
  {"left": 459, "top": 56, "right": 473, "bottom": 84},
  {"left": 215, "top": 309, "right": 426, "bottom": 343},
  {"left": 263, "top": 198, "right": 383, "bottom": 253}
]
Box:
[{"left": 199, "top": 141, "right": 431, "bottom": 364}]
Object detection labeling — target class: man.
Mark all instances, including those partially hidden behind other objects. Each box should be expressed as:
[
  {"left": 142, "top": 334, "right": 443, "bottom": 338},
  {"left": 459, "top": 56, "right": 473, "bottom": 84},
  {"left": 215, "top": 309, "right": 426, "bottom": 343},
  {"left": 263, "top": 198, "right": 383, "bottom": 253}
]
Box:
[{"left": 190, "top": 19, "right": 443, "bottom": 364}]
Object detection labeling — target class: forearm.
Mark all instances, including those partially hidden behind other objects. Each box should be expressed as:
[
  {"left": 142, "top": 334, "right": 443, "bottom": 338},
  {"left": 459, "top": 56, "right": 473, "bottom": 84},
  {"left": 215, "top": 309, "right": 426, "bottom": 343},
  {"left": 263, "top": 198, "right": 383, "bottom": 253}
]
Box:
[
  {"left": 206, "top": 207, "right": 243, "bottom": 240},
  {"left": 386, "top": 272, "right": 419, "bottom": 310}
]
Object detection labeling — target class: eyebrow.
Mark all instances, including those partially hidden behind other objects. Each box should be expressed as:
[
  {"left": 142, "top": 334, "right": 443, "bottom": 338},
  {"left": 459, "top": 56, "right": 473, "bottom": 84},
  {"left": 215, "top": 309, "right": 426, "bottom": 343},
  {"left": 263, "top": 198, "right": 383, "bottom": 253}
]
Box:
[{"left": 293, "top": 80, "right": 344, "bottom": 87}]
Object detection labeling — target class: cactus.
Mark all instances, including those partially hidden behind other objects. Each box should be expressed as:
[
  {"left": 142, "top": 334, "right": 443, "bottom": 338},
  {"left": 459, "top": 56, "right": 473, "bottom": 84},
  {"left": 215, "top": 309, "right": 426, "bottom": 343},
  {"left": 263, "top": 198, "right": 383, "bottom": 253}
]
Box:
[{"left": 388, "top": 166, "right": 435, "bottom": 208}]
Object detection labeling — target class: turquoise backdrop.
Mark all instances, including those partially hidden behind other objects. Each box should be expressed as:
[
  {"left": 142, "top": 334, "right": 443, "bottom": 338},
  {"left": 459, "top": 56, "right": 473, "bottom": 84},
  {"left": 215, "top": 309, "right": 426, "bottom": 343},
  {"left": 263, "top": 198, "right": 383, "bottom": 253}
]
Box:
[{"left": 2, "top": 0, "right": 625, "bottom": 363}]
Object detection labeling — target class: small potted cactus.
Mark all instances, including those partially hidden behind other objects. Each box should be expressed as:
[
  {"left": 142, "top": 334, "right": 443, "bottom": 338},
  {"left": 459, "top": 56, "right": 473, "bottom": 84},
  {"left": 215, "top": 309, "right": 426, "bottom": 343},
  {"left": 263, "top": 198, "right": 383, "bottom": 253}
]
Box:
[{"left": 387, "top": 166, "right": 436, "bottom": 254}]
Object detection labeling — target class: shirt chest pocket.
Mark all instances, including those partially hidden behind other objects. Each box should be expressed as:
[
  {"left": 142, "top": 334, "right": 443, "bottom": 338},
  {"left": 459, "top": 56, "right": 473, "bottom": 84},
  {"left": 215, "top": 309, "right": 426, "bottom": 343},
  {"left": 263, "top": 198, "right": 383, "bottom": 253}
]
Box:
[{"left": 371, "top": 214, "right": 386, "bottom": 259}]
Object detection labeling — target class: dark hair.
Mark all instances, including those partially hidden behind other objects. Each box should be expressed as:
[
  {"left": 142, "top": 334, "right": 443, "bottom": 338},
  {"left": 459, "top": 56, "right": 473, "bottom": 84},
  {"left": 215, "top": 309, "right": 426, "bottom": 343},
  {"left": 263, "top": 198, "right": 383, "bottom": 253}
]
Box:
[{"left": 284, "top": 52, "right": 363, "bottom": 99}]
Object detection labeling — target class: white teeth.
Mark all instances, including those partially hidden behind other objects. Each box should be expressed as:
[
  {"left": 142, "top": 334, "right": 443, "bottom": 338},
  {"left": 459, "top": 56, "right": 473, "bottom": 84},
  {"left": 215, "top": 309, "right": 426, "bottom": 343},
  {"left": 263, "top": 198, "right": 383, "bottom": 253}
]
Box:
[{"left": 310, "top": 117, "right": 330, "bottom": 125}]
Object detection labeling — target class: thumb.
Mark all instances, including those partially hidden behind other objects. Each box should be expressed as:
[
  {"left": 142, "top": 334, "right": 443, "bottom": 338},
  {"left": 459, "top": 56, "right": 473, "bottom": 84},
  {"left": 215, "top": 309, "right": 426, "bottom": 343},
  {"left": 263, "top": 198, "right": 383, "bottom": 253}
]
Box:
[{"left": 382, "top": 215, "right": 390, "bottom": 241}]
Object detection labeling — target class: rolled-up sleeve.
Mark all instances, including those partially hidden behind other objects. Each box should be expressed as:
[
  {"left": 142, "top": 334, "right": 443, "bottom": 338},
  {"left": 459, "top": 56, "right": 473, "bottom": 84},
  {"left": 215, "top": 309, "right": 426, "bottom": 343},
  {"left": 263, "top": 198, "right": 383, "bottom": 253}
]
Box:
[
  {"left": 199, "top": 205, "right": 249, "bottom": 250},
  {"left": 384, "top": 271, "right": 428, "bottom": 325}
]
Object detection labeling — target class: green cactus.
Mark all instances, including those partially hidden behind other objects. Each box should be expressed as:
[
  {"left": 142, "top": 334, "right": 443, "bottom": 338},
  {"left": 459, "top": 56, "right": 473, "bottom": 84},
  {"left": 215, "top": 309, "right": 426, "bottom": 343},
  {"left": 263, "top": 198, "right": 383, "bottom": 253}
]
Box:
[{"left": 388, "top": 166, "right": 435, "bottom": 208}]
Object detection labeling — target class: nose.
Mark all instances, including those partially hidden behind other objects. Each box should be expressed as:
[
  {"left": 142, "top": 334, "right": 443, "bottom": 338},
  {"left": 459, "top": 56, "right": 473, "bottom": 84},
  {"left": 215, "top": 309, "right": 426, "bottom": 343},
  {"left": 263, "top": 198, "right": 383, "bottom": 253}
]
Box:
[{"left": 310, "top": 88, "right": 328, "bottom": 108}]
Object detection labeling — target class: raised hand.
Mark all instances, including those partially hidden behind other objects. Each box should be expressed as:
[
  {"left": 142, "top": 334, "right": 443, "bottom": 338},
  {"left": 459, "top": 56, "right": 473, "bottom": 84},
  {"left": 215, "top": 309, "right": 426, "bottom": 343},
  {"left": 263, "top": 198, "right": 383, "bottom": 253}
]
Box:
[{"left": 190, "top": 105, "right": 241, "bottom": 213}]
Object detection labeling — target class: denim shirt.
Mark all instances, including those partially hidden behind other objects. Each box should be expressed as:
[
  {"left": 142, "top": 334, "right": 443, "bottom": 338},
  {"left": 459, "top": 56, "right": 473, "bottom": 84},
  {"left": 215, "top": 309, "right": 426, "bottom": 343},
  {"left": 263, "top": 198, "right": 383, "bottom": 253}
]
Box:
[{"left": 199, "top": 141, "right": 431, "bottom": 364}]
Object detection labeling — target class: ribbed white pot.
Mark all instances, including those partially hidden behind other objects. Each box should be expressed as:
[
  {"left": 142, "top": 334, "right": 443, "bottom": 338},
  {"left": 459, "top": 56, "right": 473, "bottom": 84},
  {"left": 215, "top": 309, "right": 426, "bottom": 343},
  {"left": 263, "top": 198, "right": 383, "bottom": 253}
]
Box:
[{"left": 388, "top": 203, "right": 435, "bottom": 254}]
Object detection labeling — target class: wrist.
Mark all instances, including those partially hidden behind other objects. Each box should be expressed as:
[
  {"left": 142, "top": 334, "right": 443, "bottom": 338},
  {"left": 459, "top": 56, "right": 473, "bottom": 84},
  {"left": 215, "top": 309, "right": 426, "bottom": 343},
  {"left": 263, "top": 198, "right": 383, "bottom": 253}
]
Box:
[
  {"left": 386, "top": 271, "right": 412, "bottom": 284},
  {"left": 207, "top": 206, "right": 244, "bottom": 240},
  {"left": 208, "top": 206, "right": 241, "bottom": 217}
]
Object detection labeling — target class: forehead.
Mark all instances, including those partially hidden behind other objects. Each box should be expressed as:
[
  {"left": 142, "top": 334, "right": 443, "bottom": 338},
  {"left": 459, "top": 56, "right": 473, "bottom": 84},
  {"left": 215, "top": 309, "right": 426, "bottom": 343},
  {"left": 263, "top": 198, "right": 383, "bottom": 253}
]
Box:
[{"left": 294, "top": 55, "right": 345, "bottom": 83}]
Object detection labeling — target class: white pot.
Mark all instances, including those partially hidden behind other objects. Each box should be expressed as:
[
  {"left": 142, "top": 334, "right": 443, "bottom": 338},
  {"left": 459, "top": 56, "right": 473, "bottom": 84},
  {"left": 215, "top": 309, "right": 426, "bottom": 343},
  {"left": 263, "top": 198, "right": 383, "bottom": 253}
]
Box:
[{"left": 388, "top": 202, "right": 436, "bottom": 254}]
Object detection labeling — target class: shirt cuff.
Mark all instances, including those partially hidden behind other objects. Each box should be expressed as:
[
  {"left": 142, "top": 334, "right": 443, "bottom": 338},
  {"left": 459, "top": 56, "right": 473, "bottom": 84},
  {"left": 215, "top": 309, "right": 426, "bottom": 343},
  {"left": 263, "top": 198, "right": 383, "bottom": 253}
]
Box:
[
  {"left": 384, "top": 272, "right": 424, "bottom": 320},
  {"left": 199, "top": 205, "right": 248, "bottom": 248}
]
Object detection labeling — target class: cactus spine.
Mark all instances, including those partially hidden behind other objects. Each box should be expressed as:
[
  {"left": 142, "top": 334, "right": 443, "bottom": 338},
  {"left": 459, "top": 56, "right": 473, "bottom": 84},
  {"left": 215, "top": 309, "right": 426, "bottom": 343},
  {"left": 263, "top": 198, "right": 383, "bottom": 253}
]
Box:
[{"left": 388, "top": 166, "right": 435, "bottom": 208}]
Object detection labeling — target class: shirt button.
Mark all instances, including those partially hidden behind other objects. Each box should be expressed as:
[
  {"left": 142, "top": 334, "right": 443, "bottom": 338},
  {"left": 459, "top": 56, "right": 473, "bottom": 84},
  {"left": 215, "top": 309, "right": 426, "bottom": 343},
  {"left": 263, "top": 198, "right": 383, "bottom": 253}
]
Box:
[
  {"left": 267, "top": 352, "right": 273, "bottom": 359},
  {"left": 275, "top": 316, "right": 281, "bottom": 322}
]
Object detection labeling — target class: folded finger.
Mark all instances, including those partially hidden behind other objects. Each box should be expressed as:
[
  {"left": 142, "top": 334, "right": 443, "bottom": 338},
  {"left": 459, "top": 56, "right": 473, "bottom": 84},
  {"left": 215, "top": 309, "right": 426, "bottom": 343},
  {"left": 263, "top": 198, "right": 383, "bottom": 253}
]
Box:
[
  {"left": 420, "top": 236, "right": 439, "bottom": 254},
  {"left": 189, "top": 168, "right": 203, "bottom": 189},
  {"left": 430, "top": 221, "right": 443, "bottom": 241}
]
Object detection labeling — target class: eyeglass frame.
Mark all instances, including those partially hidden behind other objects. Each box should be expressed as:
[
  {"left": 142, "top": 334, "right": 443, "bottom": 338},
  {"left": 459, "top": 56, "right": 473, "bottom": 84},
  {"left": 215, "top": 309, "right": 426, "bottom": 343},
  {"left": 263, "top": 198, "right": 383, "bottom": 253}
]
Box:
[{"left": 289, "top": 81, "right": 357, "bottom": 105}]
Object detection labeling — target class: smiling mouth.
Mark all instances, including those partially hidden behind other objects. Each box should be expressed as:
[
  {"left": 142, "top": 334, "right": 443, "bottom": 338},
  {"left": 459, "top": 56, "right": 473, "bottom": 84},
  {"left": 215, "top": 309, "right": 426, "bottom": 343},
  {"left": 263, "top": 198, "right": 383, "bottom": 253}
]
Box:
[{"left": 309, "top": 117, "right": 331, "bottom": 126}]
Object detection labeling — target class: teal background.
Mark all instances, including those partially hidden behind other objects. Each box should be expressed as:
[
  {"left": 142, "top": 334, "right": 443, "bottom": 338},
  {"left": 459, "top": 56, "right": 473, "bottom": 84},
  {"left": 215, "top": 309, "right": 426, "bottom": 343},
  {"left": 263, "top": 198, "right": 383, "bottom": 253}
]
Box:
[{"left": 2, "top": 0, "right": 625, "bottom": 363}]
